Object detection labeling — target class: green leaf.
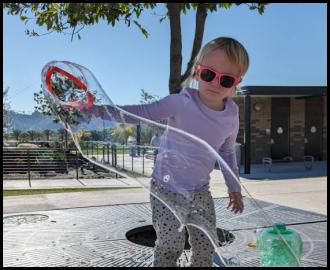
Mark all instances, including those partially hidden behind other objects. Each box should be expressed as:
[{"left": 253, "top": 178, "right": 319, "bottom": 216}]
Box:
[
  {"left": 181, "top": 4, "right": 190, "bottom": 15},
  {"left": 219, "top": 3, "right": 232, "bottom": 9},
  {"left": 159, "top": 16, "right": 167, "bottom": 23},
  {"left": 133, "top": 20, "right": 149, "bottom": 38},
  {"left": 258, "top": 5, "right": 266, "bottom": 15},
  {"left": 190, "top": 3, "right": 198, "bottom": 10},
  {"left": 141, "top": 28, "right": 149, "bottom": 38}
]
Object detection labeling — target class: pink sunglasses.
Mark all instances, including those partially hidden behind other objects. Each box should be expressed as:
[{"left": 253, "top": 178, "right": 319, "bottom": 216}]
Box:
[{"left": 195, "top": 64, "right": 241, "bottom": 88}]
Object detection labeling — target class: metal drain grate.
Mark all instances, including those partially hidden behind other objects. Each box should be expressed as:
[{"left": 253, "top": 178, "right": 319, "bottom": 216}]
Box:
[{"left": 3, "top": 214, "right": 49, "bottom": 225}]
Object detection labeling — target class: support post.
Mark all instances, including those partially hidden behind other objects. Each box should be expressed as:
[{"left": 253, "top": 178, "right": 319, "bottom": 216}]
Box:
[{"left": 244, "top": 95, "right": 251, "bottom": 174}]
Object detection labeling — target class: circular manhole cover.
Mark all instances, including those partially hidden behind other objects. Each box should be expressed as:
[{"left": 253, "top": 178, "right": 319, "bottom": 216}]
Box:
[
  {"left": 126, "top": 225, "right": 234, "bottom": 250},
  {"left": 3, "top": 214, "right": 49, "bottom": 225}
]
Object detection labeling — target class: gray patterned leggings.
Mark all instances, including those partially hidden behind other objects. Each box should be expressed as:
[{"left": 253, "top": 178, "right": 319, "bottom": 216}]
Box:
[{"left": 150, "top": 179, "right": 216, "bottom": 267}]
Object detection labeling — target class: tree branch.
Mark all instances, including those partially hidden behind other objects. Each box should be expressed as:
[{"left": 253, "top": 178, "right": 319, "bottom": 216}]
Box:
[
  {"left": 70, "top": 25, "right": 76, "bottom": 42},
  {"left": 167, "top": 3, "right": 182, "bottom": 94},
  {"left": 181, "top": 3, "right": 207, "bottom": 85},
  {"left": 26, "top": 29, "right": 55, "bottom": 37}
]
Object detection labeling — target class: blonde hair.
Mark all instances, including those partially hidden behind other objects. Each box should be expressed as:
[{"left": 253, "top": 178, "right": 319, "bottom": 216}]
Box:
[{"left": 181, "top": 37, "right": 249, "bottom": 89}]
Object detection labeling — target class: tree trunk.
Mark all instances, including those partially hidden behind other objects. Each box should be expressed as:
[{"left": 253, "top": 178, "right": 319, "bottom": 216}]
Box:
[
  {"left": 181, "top": 4, "right": 207, "bottom": 85},
  {"left": 167, "top": 3, "right": 182, "bottom": 94}
]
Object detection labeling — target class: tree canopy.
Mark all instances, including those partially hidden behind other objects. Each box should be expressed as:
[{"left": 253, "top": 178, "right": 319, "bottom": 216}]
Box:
[{"left": 4, "top": 3, "right": 267, "bottom": 93}]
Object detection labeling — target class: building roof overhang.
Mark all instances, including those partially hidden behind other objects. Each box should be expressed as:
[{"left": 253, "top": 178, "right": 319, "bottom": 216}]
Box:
[{"left": 237, "top": 86, "right": 327, "bottom": 97}]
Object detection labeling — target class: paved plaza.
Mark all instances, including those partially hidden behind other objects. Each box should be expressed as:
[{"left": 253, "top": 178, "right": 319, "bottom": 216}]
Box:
[
  {"left": 3, "top": 161, "right": 327, "bottom": 267},
  {"left": 3, "top": 197, "right": 327, "bottom": 267}
]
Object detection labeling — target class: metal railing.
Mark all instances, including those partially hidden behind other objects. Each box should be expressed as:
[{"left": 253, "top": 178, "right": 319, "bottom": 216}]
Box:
[
  {"left": 3, "top": 147, "right": 69, "bottom": 186},
  {"left": 3, "top": 143, "right": 160, "bottom": 184},
  {"left": 81, "top": 141, "right": 159, "bottom": 178}
]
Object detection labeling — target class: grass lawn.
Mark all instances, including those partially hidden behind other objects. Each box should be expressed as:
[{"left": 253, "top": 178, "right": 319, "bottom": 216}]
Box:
[{"left": 3, "top": 186, "right": 143, "bottom": 196}]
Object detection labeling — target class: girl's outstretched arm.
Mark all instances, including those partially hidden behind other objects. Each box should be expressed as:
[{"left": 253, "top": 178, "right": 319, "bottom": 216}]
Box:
[
  {"left": 119, "top": 93, "right": 186, "bottom": 123},
  {"left": 86, "top": 92, "right": 188, "bottom": 124}
]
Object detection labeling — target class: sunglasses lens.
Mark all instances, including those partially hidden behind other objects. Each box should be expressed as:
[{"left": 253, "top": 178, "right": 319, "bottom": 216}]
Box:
[
  {"left": 220, "top": 76, "right": 235, "bottom": 88},
  {"left": 200, "top": 69, "right": 216, "bottom": 82}
]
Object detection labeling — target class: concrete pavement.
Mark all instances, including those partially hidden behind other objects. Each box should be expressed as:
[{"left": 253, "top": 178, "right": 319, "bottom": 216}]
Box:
[
  {"left": 3, "top": 173, "right": 327, "bottom": 215},
  {"left": 3, "top": 178, "right": 144, "bottom": 189}
]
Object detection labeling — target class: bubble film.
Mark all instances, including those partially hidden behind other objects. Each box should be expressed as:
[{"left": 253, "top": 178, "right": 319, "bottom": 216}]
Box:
[{"left": 41, "top": 61, "right": 302, "bottom": 267}]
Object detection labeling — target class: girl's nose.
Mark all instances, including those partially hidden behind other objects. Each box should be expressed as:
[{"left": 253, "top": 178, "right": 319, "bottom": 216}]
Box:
[{"left": 209, "top": 77, "right": 219, "bottom": 88}]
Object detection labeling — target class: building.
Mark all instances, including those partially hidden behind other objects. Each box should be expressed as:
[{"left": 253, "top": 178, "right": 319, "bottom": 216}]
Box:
[{"left": 233, "top": 86, "right": 327, "bottom": 174}]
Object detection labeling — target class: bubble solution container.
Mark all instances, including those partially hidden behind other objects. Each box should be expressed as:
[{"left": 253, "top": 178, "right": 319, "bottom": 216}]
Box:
[{"left": 256, "top": 223, "right": 303, "bottom": 267}]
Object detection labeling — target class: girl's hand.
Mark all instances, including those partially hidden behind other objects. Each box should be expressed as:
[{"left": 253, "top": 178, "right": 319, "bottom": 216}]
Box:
[{"left": 227, "top": 192, "right": 244, "bottom": 214}]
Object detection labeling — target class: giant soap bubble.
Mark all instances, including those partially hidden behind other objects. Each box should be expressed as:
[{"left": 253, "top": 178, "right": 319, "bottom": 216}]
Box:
[{"left": 41, "top": 61, "right": 302, "bottom": 267}]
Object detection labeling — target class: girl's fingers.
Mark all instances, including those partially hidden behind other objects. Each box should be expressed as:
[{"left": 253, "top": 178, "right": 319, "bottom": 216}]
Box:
[
  {"left": 227, "top": 200, "right": 233, "bottom": 209},
  {"left": 231, "top": 201, "right": 244, "bottom": 214},
  {"left": 228, "top": 196, "right": 244, "bottom": 214}
]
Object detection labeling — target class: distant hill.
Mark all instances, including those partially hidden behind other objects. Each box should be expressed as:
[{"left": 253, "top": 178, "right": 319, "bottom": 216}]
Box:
[
  {"left": 8, "top": 110, "right": 63, "bottom": 131},
  {"left": 7, "top": 110, "right": 118, "bottom": 132}
]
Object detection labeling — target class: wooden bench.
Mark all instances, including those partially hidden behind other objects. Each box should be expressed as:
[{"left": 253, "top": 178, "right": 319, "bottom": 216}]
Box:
[{"left": 262, "top": 156, "right": 314, "bottom": 172}]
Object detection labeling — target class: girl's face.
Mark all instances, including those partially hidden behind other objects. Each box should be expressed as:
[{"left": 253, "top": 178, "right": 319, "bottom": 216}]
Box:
[{"left": 195, "top": 49, "right": 241, "bottom": 100}]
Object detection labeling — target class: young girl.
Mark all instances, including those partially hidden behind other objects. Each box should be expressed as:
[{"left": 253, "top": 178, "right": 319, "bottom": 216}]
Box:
[{"left": 93, "top": 37, "right": 247, "bottom": 267}]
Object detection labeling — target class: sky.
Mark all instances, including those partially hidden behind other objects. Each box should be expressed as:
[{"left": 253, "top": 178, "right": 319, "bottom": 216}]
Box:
[{"left": 3, "top": 3, "right": 327, "bottom": 114}]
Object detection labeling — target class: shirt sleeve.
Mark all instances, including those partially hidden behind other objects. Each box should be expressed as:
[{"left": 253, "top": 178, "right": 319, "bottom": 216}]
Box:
[
  {"left": 85, "top": 91, "right": 189, "bottom": 124},
  {"left": 118, "top": 91, "right": 189, "bottom": 124},
  {"left": 218, "top": 125, "right": 241, "bottom": 193}
]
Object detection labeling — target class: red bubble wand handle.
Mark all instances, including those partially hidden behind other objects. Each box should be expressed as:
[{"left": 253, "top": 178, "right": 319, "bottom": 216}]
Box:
[{"left": 45, "top": 66, "right": 94, "bottom": 110}]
